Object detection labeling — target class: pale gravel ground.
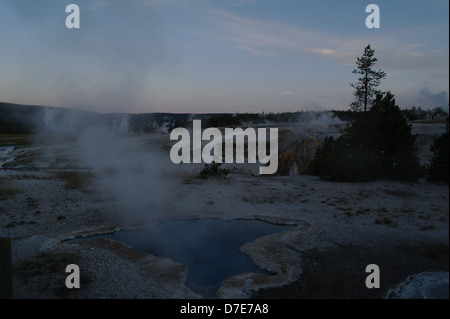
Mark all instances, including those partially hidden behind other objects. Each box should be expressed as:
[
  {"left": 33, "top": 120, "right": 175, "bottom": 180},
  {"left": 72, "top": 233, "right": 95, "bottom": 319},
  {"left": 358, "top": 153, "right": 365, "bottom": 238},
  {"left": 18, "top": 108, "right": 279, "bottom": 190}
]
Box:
[{"left": 0, "top": 122, "right": 448, "bottom": 299}]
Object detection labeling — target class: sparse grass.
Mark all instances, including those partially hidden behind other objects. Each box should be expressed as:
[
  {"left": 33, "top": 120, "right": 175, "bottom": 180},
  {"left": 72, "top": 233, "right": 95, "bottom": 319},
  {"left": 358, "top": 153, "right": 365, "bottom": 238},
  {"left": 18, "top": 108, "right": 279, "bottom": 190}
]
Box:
[
  {"left": 344, "top": 212, "right": 353, "bottom": 217},
  {"left": 56, "top": 171, "right": 93, "bottom": 189},
  {"left": 263, "top": 197, "right": 275, "bottom": 204},
  {"left": 375, "top": 217, "right": 398, "bottom": 227},
  {"left": 300, "top": 199, "right": 310, "bottom": 203},
  {"left": 430, "top": 203, "right": 444, "bottom": 212},
  {"left": 0, "top": 134, "right": 33, "bottom": 146},
  {"left": 399, "top": 207, "right": 414, "bottom": 213},
  {"left": 14, "top": 251, "right": 92, "bottom": 297},
  {"left": 26, "top": 196, "right": 38, "bottom": 208},
  {"left": 15, "top": 252, "right": 72, "bottom": 276},
  {"left": 335, "top": 198, "right": 349, "bottom": 205},
  {"left": 15, "top": 174, "right": 55, "bottom": 181},
  {"left": 356, "top": 207, "right": 370, "bottom": 215},
  {"left": 419, "top": 224, "right": 435, "bottom": 231},
  {"left": 385, "top": 189, "right": 415, "bottom": 198},
  {"left": 400, "top": 242, "right": 449, "bottom": 260},
  {"left": 0, "top": 185, "right": 22, "bottom": 200},
  {"left": 0, "top": 185, "right": 22, "bottom": 195},
  {"left": 242, "top": 194, "right": 258, "bottom": 204},
  {"left": 375, "top": 207, "right": 389, "bottom": 213},
  {"left": 356, "top": 189, "right": 372, "bottom": 199}
]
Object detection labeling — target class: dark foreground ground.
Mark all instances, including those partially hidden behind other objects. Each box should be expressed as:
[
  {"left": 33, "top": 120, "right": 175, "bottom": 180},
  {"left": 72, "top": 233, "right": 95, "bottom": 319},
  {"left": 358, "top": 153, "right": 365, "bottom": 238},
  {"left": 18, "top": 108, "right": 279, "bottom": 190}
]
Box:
[{"left": 253, "top": 240, "right": 449, "bottom": 299}]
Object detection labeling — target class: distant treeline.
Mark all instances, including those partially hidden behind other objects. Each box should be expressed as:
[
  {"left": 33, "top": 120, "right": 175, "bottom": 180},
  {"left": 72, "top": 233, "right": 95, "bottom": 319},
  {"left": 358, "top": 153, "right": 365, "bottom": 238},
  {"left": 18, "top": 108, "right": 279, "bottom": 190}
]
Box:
[
  {"left": 142, "top": 106, "right": 449, "bottom": 131},
  {"left": 0, "top": 102, "right": 45, "bottom": 134},
  {"left": 332, "top": 106, "right": 448, "bottom": 122},
  {"left": 0, "top": 102, "right": 448, "bottom": 134}
]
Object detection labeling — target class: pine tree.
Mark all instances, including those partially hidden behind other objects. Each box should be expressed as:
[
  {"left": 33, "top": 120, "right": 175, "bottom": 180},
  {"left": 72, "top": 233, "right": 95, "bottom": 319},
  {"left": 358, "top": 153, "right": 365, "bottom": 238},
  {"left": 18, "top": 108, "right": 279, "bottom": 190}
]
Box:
[
  {"left": 350, "top": 45, "right": 386, "bottom": 112},
  {"left": 369, "top": 92, "right": 423, "bottom": 180},
  {"left": 310, "top": 92, "right": 424, "bottom": 182}
]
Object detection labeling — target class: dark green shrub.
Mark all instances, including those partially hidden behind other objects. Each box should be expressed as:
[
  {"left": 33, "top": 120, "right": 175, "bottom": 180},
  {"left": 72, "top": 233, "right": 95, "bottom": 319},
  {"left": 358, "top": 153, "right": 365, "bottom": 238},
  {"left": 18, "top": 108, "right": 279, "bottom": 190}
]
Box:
[
  {"left": 309, "top": 136, "right": 383, "bottom": 182},
  {"left": 369, "top": 92, "right": 424, "bottom": 181},
  {"left": 198, "top": 162, "right": 229, "bottom": 179},
  {"left": 427, "top": 118, "right": 449, "bottom": 184},
  {"left": 309, "top": 92, "right": 423, "bottom": 182}
]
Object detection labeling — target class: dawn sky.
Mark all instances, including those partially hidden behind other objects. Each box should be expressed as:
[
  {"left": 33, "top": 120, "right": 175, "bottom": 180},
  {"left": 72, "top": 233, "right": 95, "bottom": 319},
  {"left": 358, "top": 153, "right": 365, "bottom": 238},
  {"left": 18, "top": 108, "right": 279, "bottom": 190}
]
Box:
[{"left": 0, "top": 0, "right": 448, "bottom": 114}]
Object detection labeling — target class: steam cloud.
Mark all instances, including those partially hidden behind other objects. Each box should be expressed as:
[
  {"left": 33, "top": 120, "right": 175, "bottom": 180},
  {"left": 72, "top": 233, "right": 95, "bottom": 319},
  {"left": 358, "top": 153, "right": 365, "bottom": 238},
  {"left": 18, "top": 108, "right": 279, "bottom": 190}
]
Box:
[
  {"left": 40, "top": 107, "right": 177, "bottom": 224},
  {"left": 78, "top": 126, "right": 175, "bottom": 224},
  {"left": 419, "top": 87, "right": 449, "bottom": 109},
  {"left": 39, "top": 108, "right": 346, "bottom": 222}
]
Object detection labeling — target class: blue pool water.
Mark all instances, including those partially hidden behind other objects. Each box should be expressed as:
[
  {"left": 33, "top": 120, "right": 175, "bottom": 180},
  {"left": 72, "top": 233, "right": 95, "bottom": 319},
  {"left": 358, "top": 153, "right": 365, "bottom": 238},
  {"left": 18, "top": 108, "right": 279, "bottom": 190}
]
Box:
[{"left": 77, "top": 218, "right": 294, "bottom": 297}]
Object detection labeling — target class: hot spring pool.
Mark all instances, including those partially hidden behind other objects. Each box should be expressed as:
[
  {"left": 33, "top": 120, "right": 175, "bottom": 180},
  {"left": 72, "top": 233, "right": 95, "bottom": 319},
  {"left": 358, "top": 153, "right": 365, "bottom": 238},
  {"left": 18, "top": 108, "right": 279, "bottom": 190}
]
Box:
[{"left": 74, "top": 218, "right": 295, "bottom": 298}]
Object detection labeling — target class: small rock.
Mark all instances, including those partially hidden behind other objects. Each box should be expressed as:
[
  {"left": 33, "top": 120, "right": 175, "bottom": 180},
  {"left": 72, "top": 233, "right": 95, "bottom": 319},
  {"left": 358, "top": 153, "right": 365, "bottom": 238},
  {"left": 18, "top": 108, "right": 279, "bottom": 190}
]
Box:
[{"left": 57, "top": 215, "right": 67, "bottom": 220}]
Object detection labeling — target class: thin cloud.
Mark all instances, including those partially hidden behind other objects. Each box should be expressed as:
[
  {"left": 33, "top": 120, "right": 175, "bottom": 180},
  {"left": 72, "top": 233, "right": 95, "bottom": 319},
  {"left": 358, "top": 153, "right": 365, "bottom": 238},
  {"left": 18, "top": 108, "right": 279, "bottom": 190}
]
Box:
[
  {"left": 280, "top": 89, "right": 297, "bottom": 95},
  {"left": 237, "top": 45, "right": 277, "bottom": 57},
  {"left": 190, "top": 5, "right": 368, "bottom": 64},
  {"left": 308, "top": 48, "right": 335, "bottom": 56},
  {"left": 190, "top": 2, "right": 449, "bottom": 74}
]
